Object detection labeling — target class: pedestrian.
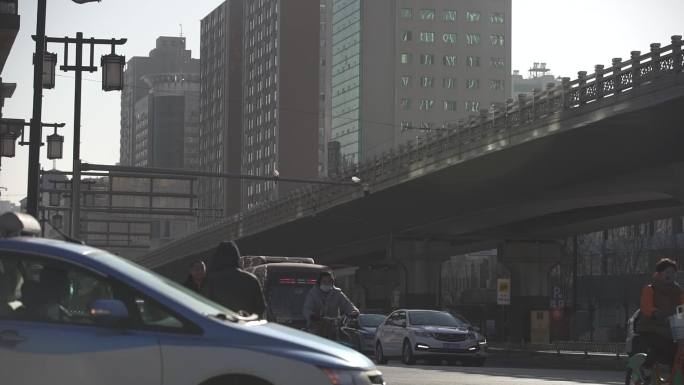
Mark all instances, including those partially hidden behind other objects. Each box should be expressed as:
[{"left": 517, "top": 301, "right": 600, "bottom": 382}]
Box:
[
  {"left": 183, "top": 260, "right": 209, "bottom": 296},
  {"left": 207, "top": 241, "right": 266, "bottom": 317}
]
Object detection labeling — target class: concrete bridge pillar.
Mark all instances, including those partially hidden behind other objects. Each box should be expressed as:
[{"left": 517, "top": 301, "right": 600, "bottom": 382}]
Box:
[
  {"left": 498, "top": 241, "right": 562, "bottom": 343},
  {"left": 393, "top": 240, "right": 449, "bottom": 309}
]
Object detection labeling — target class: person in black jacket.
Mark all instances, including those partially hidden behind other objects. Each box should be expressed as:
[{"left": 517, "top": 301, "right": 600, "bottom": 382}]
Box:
[{"left": 207, "top": 241, "right": 266, "bottom": 317}]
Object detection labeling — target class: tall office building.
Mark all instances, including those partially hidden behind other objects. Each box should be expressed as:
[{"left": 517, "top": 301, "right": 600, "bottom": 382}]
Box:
[
  {"left": 132, "top": 73, "right": 200, "bottom": 169},
  {"left": 326, "top": 0, "right": 512, "bottom": 168},
  {"left": 199, "top": 0, "right": 244, "bottom": 225},
  {"left": 120, "top": 37, "right": 200, "bottom": 166},
  {"left": 242, "top": 0, "right": 319, "bottom": 210},
  {"left": 199, "top": 0, "right": 320, "bottom": 222}
]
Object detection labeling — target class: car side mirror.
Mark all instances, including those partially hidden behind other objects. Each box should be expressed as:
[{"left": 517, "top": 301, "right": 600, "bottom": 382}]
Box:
[{"left": 89, "top": 299, "right": 129, "bottom": 327}]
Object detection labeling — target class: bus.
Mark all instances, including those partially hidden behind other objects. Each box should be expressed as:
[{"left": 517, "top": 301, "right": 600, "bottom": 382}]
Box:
[{"left": 244, "top": 257, "right": 331, "bottom": 330}]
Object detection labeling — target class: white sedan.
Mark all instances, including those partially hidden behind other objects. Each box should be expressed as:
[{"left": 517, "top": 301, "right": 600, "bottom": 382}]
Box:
[{"left": 374, "top": 309, "right": 487, "bottom": 366}]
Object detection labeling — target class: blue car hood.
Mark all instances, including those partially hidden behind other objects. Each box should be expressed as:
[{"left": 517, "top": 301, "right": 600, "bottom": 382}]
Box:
[{"left": 221, "top": 321, "right": 375, "bottom": 370}]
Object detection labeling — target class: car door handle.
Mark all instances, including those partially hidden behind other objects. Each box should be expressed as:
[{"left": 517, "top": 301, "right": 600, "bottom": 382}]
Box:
[{"left": 0, "top": 330, "right": 27, "bottom": 344}]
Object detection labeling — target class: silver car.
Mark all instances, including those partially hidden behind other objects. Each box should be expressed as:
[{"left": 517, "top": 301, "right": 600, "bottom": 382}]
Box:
[{"left": 374, "top": 309, "right": 487, "bottom": 366}]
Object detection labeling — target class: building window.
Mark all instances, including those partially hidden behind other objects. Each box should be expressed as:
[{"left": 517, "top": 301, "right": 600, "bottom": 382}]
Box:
[
  {"left": 491, "top": 13, "right": 505, "bottom": 24},
  {"left": 443, "top": 77, "right": 457, "bottom": 89},
  {"left": 466, "top": 11, "right": 481, "bottom": 22},
  {"left": 444, "top": 100, "right": 458, "bottom": 111},
  {"left": 421, "top": 76, "right": 434, "bottom": 88},
  {"left": 466, "top": 79, "right": 480, "bottom": 89},
  {"left": 400, "top": 76, "right": 412, "bottom": 87},
  {"left": 419, "top": 9, "right": 435, "bottom": 20},
  {"left": 419, "top": 32, "right": 435, "bottom": 43},
  {"left": 466, "top": 56, "right": 480, "bottom": 67},
  {"left": 491, "top": 35, "right": 505, "bottom": 46},
  {"left": 420, "top": 54, "right": 434, "bottom": 65},
  {"left": 490, "top": 79, "right": 504, "bottom": 91},
  {"left": 400, "top": 53, "right": 412, "bottom": 64},
  {"left": 466, "top": 33, "right": 481, "bottom": 45},
  {"left": 443, "top": 55, "right": 457, "bottom": 67},
  {"left": 442, "top": 10, "right": 457, "bottom": 22},
  {"left": 465, "top": 100, "right": 480, "bottom": 112},
  {"left": 401, "top": 30, "right": 412, "bottom": 42},
  {"left": 491, "top": 57, "right": 505, "bottom": 69},
  {"left": 400, "top": 8, "right": 413, "bottom": 19},
  {"left": 400, "top": 98, "right": 411, "bottom": 110},
  {"left": 419, "top": 99, "right": 435, "bottom": 111},
  {"left": 442, "top": 33, "right": 457, "bottom": 44}
]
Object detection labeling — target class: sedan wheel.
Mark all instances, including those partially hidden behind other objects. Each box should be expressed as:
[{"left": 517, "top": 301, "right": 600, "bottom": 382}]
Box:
[
  {"left": 375, "top": 342, "right": 388, "bottom": 364},
  {"left": 402, "top": 341, "right": 415, "bottom": 365}
]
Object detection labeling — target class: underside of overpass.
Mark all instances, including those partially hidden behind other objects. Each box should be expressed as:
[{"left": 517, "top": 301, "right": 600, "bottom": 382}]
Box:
[{"left": 149, "top": 75, "right": 684, "bottom": 284}]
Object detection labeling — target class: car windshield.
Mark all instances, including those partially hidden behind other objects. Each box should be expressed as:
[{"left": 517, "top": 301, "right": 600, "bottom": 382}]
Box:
[
  {"left": 267, "top": 284, "right": 311, "bottom": 319},
  {"left": 94, "top": 251, "right": 239, "bottom": 317},
  {"left": 409, "top": 311, "right": 466, "bottom": 327},
  {"left": 359, "top": 314, "right": 386, "bottom": 327}
]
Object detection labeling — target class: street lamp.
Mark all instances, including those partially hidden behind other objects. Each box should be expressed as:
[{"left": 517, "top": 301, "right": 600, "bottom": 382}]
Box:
[
  {"left": 51, "top": 213, "right": 63, "bottom": 229},
  {"left": 0, "top": 132, "right": 16, "bottom": 157},
  {"left": 41, "top": 51, "right": 57, "bottom": 89},
  {"left": 46, "top": 127, "right": 64, "bottom": 159},
  {"left": 101, "top": 53, "right": 125, "bottom": 91}
]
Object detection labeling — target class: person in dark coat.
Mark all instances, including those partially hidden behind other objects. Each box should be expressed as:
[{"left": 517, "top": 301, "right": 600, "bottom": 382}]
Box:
[
  {"left": 207, "top": 241, "right": 266, "bottom": 317},
  {"left": 183, "top": 260, "right": 209, "bottom": 296}
]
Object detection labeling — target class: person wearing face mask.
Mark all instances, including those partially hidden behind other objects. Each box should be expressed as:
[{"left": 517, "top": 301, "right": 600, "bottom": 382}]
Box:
[
  {"left": 302, "top": 272, "right": 359, "bottom": 339},
  {"left": 637, "top": 258, "right": 684, "bottom": 381}
]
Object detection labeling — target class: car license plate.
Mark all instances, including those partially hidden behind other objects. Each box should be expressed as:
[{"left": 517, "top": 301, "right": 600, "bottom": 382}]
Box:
[{"left": 443, "top": 343, "right": 462, "bottom": 349}]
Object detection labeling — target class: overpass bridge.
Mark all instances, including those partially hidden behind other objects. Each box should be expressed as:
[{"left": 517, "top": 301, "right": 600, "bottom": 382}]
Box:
[{"left": 137, "top": 37, "right": 684, "bottom": 333}]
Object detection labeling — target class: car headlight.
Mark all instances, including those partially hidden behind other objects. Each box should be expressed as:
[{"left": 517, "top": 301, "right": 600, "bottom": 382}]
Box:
[
  {"left": 320, "top": 368, "right": 385, "bottom": 385},
  {"left": 479, "top": 339, "right": 487, "bottom": 345}
]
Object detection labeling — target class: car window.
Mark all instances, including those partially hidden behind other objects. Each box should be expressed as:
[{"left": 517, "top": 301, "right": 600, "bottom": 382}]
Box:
[
  {"left": 0, "top": 253, "right": 114, "bottom": 325},
  {"left": 396, "top": 311, "right": 407, "bottom": 326},
  {"left": 409, "top": 311, "right": 465, "bottom": 327},
  {"left": 0, "top": 252, "right": 187, "bottom": 332}
]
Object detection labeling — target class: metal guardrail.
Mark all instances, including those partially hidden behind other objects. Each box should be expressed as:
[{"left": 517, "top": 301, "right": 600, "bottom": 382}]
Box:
[
  {"left": 491, "top": 341, "right": 627, "bottom": 358},
  {"left": 139, "top": 36, "right": 684, "bottom": 267}
]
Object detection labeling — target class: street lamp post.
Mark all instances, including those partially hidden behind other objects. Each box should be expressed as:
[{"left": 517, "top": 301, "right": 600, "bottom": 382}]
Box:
[
  {"left": 37, "top": 33, "right": 126, "bottom": 239},
  {"left": 26, "top": 0, "right": 106, "bottom": 217}
]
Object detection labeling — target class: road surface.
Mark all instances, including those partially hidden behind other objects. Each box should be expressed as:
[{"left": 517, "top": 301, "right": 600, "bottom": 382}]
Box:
[{"left": 379, "top": 363, "right": 623, "bottom": 385}]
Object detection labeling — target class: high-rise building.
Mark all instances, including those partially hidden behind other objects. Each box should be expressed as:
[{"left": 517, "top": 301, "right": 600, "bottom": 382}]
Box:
[
  {"left": 199, "top": 0, "right": 244, "bottom": 225},
  {"left": 325, "top": 0, "right": 512, "bottom": 168},
  {"left": 199, "top": 0, "right": 320, "bottom": 222},
  {"left": 120, "top": 37, "right": 199, "bottom": 166},
  {"left": 242, "top": 0, "right": 319, "bottom": 210},
  {"left": 132, "top": 73, "right": 200, "bottom": 169}
]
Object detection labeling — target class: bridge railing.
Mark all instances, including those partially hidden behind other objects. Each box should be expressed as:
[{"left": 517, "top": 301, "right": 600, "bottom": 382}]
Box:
[{"left": 140, "top": 36, "right": 684, "bottom": 267}]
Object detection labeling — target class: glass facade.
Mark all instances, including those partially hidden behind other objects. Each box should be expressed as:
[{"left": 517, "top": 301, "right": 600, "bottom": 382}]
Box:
[{"left": 331, "top": 0, "right": 362, "bottom": 166}]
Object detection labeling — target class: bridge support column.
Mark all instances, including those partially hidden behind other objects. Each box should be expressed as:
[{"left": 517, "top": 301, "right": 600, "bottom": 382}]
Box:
[
  {"left": 498, "top": 241, "right": 562, "bottom": 343},
  {"left": 393, "top": 240, "right": 449, "bottom": 309}
]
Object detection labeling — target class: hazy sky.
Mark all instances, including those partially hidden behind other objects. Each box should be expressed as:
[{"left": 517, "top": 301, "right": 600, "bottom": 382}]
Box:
[{"left": 1, "top": 0, "right": 683, "bottom": 203}]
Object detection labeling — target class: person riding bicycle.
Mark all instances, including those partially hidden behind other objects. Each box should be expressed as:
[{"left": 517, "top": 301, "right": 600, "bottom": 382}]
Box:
[
  {"left": 637, "top": 258, "right": 684, "bottom": 381},
  {"left": 302, "top": 272, "right": 359, "bottom": 339}
]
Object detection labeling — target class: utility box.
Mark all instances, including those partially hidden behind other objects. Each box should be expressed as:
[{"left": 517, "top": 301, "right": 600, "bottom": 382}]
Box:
[{"left": 530, "top": 310, "right": 550, "bottom": 344}]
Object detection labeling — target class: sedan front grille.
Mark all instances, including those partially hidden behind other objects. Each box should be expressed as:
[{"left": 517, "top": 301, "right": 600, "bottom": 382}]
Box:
[{"left": 433, "top": 333, "right": 466, "bottom": 342}]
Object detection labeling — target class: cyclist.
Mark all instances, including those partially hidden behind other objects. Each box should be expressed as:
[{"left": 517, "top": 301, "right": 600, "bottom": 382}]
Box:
[
  {"left": 637, "top": 258, "right": 684, "bottom": 382},
  {"left": 302, "top": 272, "right": 359, "bottom": 339}
]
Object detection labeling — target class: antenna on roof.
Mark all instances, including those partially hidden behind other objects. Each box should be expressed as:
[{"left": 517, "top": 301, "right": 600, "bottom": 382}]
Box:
[{"left": 179, "top": 24, "right": 183, "bottom": 38}]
